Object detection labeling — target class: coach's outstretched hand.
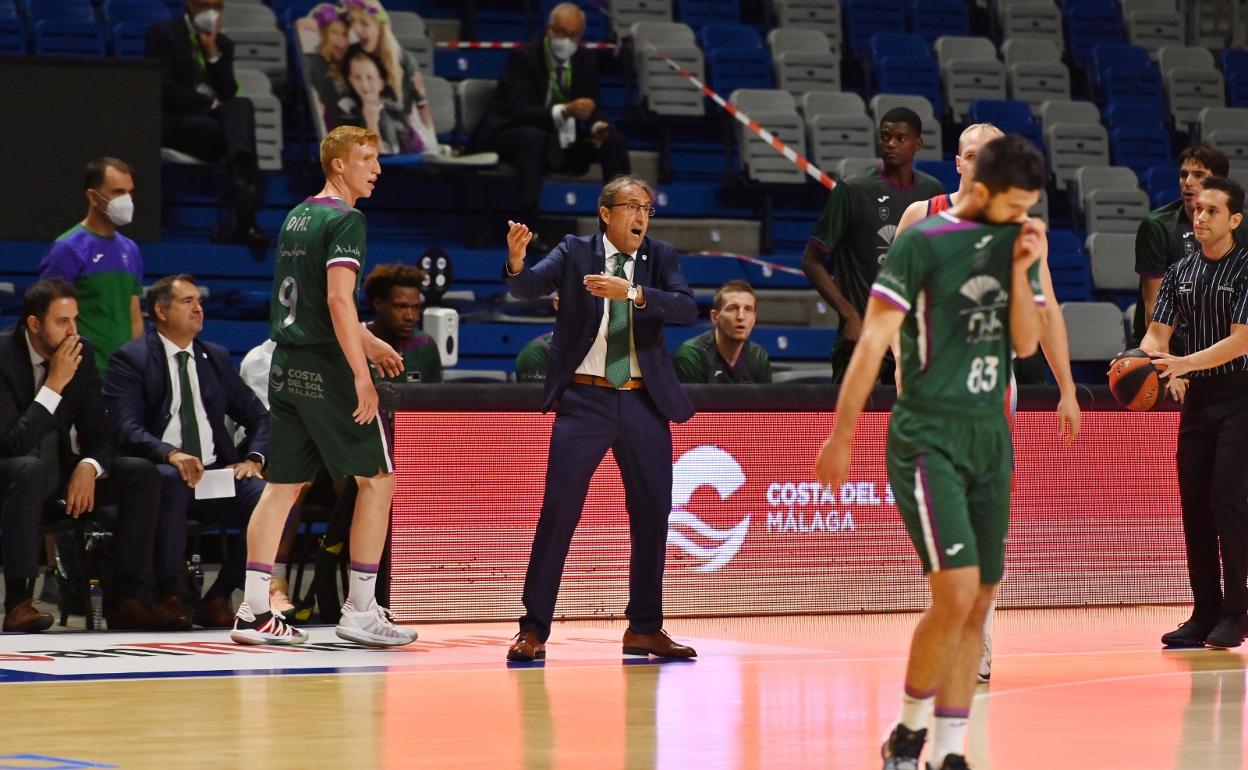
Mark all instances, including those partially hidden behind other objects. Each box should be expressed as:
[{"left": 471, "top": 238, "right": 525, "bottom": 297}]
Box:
[{"left": 506, "top": 220, "right": 534, "bottom": 274}]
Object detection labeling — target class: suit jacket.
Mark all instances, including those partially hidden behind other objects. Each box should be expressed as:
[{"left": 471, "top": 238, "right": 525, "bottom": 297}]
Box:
[
  {"left": 0, "top": 329, "right": 114, "bottom": 483},
  {"left": 505, "top": 234, "right": 697, "bottom": 423},
  {"left": 145, "top": 15, "right": 239, "bottom": 116},
  {"left": 470, "top": 36, "right": 610, "bottom": 151},
  {"left": 103, "top": 332, "right": 269, "bottom": 467}
]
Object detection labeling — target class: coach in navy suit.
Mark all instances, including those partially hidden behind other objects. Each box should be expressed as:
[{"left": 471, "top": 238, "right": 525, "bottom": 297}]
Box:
[
  {"left": 104, "top": 275, "right": 269, "bottom": 628},
  {"left": 502, "top": 174, "right": 698, "bottom": 662}
]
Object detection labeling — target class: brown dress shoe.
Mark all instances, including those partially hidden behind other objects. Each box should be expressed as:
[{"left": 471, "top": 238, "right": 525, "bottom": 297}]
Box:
[
  {"left": 192, "top": 595, "right": 236, "bottom": 629},
  {"left": 622, "top": 628, "right": 697, "bottom": 658},
  {"left": 3, "top": 599, "right": 53, "bottom": 633},
  {"left": 152, "top": 596, "right": 193, "bottom": 631},
  {"left": 108, "top": 597, "right": 159, "bottom": 630},
  {"left": 507, "top": 629, "right": 546, "bottom": 661}
]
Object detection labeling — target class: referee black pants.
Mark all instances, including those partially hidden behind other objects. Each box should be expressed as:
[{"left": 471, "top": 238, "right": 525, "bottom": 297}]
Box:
[{"left": 1176, "top": 373, "right": 1248, "bottom": 619}]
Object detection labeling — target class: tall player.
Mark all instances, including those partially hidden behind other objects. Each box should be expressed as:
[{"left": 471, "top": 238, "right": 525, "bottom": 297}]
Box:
[
  {"left": 230, "top": 125, "right": 416, "bottom": 647},
  {"left": 815, "top": 136, "right": 1048, "bottom": 770},
  {"left": 895, "top": 123, "right": 1081, "bottom": 683}
]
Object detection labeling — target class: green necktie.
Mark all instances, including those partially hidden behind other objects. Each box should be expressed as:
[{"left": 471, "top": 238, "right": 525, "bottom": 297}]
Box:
[
  {"left": 605, "top": 254, "right": 633, "bottom": 388},
  {"left": 176, "top": 351, "right": 203, "bottom": 460},
  {"left": 36, "top": 362, "right": 60, "bottom": 495}
]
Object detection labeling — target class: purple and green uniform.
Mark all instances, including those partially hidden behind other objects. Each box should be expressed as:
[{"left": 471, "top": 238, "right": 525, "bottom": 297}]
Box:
[
  {"left": 267, "top": 196, "right": 391, "bottom": 482},
  {"left": 38, "top": 225, "right": 142, "bottom": 373},
  {"left": 871, "top": 212, "right": 1044, "bottom": 584},
  {"left": 365, "top": 322, "right": 443, "bottom": 384}
]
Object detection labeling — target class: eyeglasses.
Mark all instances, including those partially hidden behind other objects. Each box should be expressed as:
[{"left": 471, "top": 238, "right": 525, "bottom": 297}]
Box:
[{"left": 608, "top": 202, "right": 657, "bottom": 217}]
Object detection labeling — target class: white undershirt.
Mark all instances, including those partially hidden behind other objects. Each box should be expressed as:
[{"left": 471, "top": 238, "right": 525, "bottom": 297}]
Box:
[
  {"left": 159, "top": 333, "right": 217, "bottom": 465},
  {"left": 576, "top": 235, "right": 642, "bottom": 378}
]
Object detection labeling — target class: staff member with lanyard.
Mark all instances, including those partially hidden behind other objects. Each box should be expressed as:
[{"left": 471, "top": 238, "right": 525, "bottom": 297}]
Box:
[{"left": 1144, "top": 177, "right": 1248, "bottom": 649}]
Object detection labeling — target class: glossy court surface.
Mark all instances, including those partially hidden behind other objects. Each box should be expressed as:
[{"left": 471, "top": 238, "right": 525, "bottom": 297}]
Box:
[{"left": 0, "top": 605, "right": 1241, "bottom": 769}]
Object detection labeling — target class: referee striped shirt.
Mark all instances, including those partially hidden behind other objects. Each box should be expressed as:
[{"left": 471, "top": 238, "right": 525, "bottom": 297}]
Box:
[{"left": 1153, "top": 244, "right": 1248, "bottom": 378}]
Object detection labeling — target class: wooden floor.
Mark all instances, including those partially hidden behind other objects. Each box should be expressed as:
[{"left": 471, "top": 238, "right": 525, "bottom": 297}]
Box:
[{"left": 0, "top": 605, "right": 1243, "bottom": 769}]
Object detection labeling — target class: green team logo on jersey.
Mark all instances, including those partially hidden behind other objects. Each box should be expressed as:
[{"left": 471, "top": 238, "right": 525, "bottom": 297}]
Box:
[{"left": 958, "top": 275, "right": 1007, "bottom": 344}]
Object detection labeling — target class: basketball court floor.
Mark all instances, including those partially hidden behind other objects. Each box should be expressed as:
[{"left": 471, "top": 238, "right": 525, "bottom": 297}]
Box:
[{"left": 0, "top": 605, "right": 1240, "bottom": 769}]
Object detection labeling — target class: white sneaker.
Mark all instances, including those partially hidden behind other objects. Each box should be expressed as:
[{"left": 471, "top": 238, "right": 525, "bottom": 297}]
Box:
[
  {"left": 977, "top": 633, "right": 992, "bottom": 683},
  {"left": 230, "top": 602, "right": 309, "bottom": 646},
  {"left": 335, "top": 600, "right": 418, "bottom": 647}
]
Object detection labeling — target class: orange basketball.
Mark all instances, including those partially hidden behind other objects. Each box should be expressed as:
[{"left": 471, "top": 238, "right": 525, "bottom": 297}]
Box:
[{"left": 1108, "top": 348, "right": 1161, "bottom": 411}]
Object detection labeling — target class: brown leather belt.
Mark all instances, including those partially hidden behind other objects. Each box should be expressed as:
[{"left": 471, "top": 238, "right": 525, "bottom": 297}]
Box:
[{"left": 571, "top": 373, "right": 645, "bottom": 390}]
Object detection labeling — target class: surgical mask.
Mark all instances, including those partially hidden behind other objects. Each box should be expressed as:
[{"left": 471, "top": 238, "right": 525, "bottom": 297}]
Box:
[
  {"left": 192, "top": 9, "right": 220, "bottom": 33},
  {"left": 550, "top": 36, "right": 577, "bottom": 61},
  {"left": 102, "top": 193, "right": 134, "bottom": 227}
]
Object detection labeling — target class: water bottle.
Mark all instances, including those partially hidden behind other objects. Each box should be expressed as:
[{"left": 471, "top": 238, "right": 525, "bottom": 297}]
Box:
[
  {"left": 189, "top": 554, "right": 204, "bottom": 599},
  {"left": 88, "top": 579, "right": 104, "bottom": 630}
]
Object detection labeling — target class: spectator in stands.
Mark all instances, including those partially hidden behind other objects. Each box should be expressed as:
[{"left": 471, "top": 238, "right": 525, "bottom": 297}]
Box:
[
  {"left": 801, "top": 107, "right": 944, "bottom": 383},
  {"left": 38, "top": 157, "right": 143, "bottom": 375},
  {"left": 0, "top": 280, "right": 181, "bottom": 632},
  {"left": 337, "top": 48, "right": 427, "bottom": 155},
  {"left": 674, "top": 280, "right": 772, "bottom": 384},
  {"left": 363, "top": 264, "right": 442, "bottom": 383},
  {"left": 515, "top": 294, "right": 558, "bottom": 383},
  {"left": 343, "top": 0, "right": 437, "bottom": 154},
  {"left": 103, "top": 275, "right": 270, "bottom": 628},
  {"left": 1133, "top": 144, "right": 1244, "bottom": 346},
  {"left": 470, "top": 3, "right": 630, "bottom": 246},
  {"left": 146, "top": 0, "right": 269, "bottom": 248},
  {"left": 300, "top": 4, "right": 352, "bottom": 132}
]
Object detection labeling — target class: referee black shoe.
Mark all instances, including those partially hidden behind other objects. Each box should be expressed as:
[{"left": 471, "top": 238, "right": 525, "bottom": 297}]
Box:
[
  {"left": 1161, "top": 615, "right": 1217, "bottom": 647},
  {"left": 882, "top": 724, "right": 926, "bottom": 770},
  {"left": 1206, "top": 614, "right": 1248, "bottom": 648}
]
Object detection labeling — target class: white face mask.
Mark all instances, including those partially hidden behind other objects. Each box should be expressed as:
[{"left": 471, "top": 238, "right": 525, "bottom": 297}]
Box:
[
  {"left": 102, "top": 193, "right": 134, "bottom": 227},
  {"left": 192, "top": 9, "right": 220, "bottom": 33},
  {"left": 549, "top": 36, "right": 577, "bottom": 62}
]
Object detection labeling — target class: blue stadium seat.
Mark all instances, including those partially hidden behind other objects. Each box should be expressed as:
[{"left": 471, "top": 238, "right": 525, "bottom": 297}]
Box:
[
  {"left": 844, "top": 0, "right": 906, "bottom": 56},
  {"left": 1100, "top": 63, "right": 1165, "bottom": 116},
  {"left": 706, "top": 46, "right": 773, "bottom": 93},
  {"left": 698, "top": 23, "right": 761, "bottom": 51},
  {"left": 875, "top": 55, "right": 944, "bottom": 116},
  {"left": 111, "top": 21, "right": 150, "bottom": 58},
  {"left": 1046, "top": 229, "right": 1093, "bottom": 302},
  {"left": 1142, "top": 166, "right": 1179, "bottom": 209},
  {"left": 1063, "top": 3, "right": 1125, "bottom": 68},
  {"left": 28, "top": 0, "right": 96, "bottom": 22},
  {"left": 1227, "top": 70, "right": 1248, "bottom": 109},
  {"left": 0, "top": 1, "right": 16, "bottom": 19},
  {"left": 968, "top": 99, "right": 1044, "bottom": 154},
  {"left": 0, "top": 18, "right": 23, "bottom": 54},
  {"left": 104, "top": 0, "right": 168, "bottom": 23},
  {"left": 907, "top": 0, "right": 970, "bottom": 44},
  {"left": 1217, "top": 48, "right": 1248, "bottom": 74},
  {"left": 867, "top": 32, "right": 929, "bottom": 65},
  {"left": 33, "top": 20, "right": 106, "bottom": 57},
  {"left": 1110, "top": 125, "right": 1172, "bottom": 176},
  {"left": 678, "top": 0, "right": 740, "bottom": 30},
  {"left": 1102, "top": 100, "right": 1166, "bottom": 129},
  {"left": 1088, "top": 43, "right": 1151, "bottom": 94}
]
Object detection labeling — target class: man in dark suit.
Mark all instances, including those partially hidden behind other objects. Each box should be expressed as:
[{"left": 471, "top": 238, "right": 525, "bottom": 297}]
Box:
[
  {"left": 145, "top": 0, "right": 268, "bottom": 247},
  {"left": 104, "top": 275, "right": 270, "bottom": 628},
  {"left": 470, "top": 3, "right": 630, "bottom": 242},
  {"left": 0, "top": 280, "right": 178, "bottom": 632},
  {"left": 502, "top": 174, "right": 697, "bottom": 662}
]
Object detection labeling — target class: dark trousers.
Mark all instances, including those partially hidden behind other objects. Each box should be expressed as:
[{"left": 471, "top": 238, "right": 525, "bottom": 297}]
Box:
[
  {"left": 0, "top": 455, "right": 160, "bottom": 598},
  {"left": 520, "top": 384, "right": 672, "bottom": 642},
  {"left": 1176, "top": 373, "right": 1248, "bottom": 619},
  {"left": 157, "top": 463, "right": 263, "bottom": 595},
  {"left": 490, "top": 124, "right": 631, "bottom": 224},
  {"left": 162, "top": 96, "right": 264, "bottom": 226},
  {"left": 830, "top": 338, "right": 896, "bottom": 385}
]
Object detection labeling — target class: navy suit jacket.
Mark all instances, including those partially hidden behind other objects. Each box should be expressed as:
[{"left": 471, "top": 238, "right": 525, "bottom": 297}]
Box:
[
  {"left": 505, "top": 233, "right": 697, "bottom": 423},
  {"left": 0, "top": 329, "right": 114, "bottom": 482},
  {"left": 103, "top": 332, "right": 269, "bottom": 466},
  {"left": 145, "top": 16, "right": 239, "bottom": 116}
]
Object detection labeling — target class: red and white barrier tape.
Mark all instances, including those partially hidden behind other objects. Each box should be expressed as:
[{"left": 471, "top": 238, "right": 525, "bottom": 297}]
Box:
[
  {"left": 435, "top": 41, "right": 617, "bottom": 49},
  {"left": 685, "top": 251, "right": 807, "bottom": 277}
]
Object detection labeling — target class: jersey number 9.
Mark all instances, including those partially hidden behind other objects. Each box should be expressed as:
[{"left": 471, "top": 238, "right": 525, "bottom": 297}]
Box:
[{"left": 278, "top": 276, "right": 298, "bottom": 329}]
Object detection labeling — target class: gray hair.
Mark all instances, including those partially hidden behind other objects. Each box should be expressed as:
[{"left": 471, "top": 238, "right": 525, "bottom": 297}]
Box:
[
  {"left": 547, "top": 2, "right": 585, "bottom": 26},
  {"left": 146, "top": 273, "right": 196, "bottom": 311},
  {"left": 597, "top": 174, "right": 657, "bottom": 232}
]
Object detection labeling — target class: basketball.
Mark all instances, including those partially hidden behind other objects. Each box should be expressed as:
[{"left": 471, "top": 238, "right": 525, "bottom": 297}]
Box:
[{"left": 1108, "top": 348, "right": 1161, "bottom": 411}]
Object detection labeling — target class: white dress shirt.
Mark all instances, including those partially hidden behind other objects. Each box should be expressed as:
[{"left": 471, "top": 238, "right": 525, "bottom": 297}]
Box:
[
  {"left": 576, "top": 235, "right": 643, "bottom": 379},
  {"left": 159, "top": 333, "right": 217, "bottom": 465},
  {"left": 27, "top": 331, "right": 102, "bottom": 479}
]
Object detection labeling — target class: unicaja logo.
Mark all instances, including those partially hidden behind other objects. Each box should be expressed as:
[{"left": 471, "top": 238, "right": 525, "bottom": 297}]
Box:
[
  {"left": 667, "top": 445, "right": 750, "bottom": 572},
  {"left": 269, "top": 364, "right": 285, "bottom": 393}
]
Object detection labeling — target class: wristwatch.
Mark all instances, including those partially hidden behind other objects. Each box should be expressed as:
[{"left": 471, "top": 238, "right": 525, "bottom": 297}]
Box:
[{"left": 626, "top": 285, "right": 639, "bottom": 304}]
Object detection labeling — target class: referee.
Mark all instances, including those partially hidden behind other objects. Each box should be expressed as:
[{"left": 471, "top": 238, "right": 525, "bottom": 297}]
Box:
[{"left": 1144, "top": 177, "right": 1248, "bottom": 649}]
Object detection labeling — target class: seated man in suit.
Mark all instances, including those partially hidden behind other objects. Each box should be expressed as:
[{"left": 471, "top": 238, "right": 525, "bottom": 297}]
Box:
[
  {"left": 0, "top": 280, "right": 178, "bottom": 632},
  {"left": 104, "top": 275, "right": 270, "bottom": 628},
  {"left": 470, "top": 3, "right": 629, "bottom": 245},
  {"left": 145, "top": 0, "right": 268, "bottom": 248},
  {"left": 674, "top": 280, "right": 772, "bottom": 384}
]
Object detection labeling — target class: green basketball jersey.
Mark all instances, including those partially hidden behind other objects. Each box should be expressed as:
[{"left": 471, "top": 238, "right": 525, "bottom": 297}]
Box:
[
  {"left": 871, "top": 212, "right": 1044, "bottom": 414},
  {"left": 271, "top": 196, "right": 367, "bottom": 346}
]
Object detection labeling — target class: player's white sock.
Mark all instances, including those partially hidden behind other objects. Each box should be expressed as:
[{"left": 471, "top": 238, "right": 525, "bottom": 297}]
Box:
[
  {"left": 347, "top": 562, "right": 380, "bottom": 609},
  {"left": 930, "top": 708, "right": 970, "bottom": 766},
  {"left": 899, "top": 685, "right": 935, "bottom": 730},
  {"left": 244, "top": 563, "right": 273, "bottom": 614}
]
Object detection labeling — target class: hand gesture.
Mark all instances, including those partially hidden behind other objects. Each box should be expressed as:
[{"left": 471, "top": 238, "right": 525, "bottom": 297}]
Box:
[
  {"left": 1152, "top": 353, "right": 1194, "bottom": 380},
  {"left": 507, "top": 220, "right": 534, "bottom": 269},
  {"left": 363, "top": 333, "right": 403, "bottom": 378},
  {"left": 65, "top": 462, "right": 97, "bottom": 518},
  {"left": 583, "top": 273, "right": 630, "bottom": 300},
  {"left": 565, "top": 98, "right": 595, "bottom": 120},
  {"left": 353, "top": 374, "right": 379, "bottom": 425},
  {"left": 44, "top": 336, "right": 83, "bottom": 393},
  {"left": 168, "top": 450, "right": 205, "bottom": 487},
  {"left": 1013, "top": 217, "right": 1047, "bottom": 268}
]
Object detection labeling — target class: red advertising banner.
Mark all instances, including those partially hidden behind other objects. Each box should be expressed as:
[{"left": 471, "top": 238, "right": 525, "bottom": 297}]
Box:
[{"left": 390, "top": 410, "right": 1186, "bottom": 623}]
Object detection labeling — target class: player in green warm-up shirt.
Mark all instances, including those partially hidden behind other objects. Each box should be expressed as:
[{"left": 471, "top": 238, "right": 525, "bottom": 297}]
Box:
[
  {"left": 815, "top": 136, "right": 1049, "bottom": 770},
  {"left": 673, "top": 280, "right": 771, "bottom": 384},
  {"left": 362, "top": 263, "right": 443, "bottom": 384}
]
